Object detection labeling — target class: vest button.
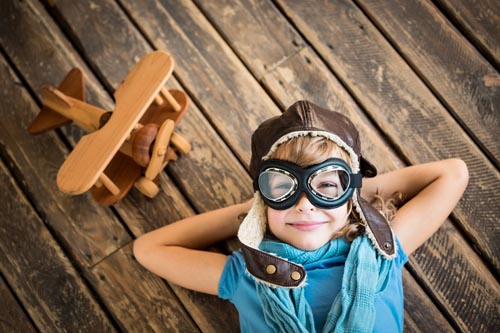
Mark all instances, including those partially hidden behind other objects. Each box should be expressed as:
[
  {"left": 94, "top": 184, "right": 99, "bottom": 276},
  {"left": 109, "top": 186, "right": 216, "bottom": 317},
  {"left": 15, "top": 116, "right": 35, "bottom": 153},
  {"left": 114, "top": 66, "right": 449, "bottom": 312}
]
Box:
[
  {"left": 266, "top": 264, "right": 277, "bottom": 275},
  {"left": 290, "top": 271, "right": 301, "bottom": 281}
]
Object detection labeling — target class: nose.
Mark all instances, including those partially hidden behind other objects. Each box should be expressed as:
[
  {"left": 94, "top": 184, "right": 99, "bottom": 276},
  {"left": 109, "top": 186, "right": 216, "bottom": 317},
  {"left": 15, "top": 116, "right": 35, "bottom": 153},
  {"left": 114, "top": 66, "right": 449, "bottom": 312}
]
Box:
[{"left": 295, "top": 193, "right": 315, "bottom": 212}]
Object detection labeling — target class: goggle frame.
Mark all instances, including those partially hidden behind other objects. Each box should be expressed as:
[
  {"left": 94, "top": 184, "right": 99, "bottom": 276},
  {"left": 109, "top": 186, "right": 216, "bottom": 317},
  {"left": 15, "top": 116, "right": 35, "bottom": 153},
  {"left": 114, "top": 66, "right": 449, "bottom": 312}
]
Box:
[{"left": 254, "top": 158, "right": 362, "bottom": 210}]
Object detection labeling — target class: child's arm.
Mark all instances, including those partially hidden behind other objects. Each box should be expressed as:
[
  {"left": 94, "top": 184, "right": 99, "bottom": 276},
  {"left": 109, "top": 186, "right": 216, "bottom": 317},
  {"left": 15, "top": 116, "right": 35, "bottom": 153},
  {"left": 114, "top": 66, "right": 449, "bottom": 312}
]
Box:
[
  {"left": 133, "top": 200, "right": 253, "bottom": 295},
  {"left": 361, "top": 159, "right": 468, "bottom": 255}
]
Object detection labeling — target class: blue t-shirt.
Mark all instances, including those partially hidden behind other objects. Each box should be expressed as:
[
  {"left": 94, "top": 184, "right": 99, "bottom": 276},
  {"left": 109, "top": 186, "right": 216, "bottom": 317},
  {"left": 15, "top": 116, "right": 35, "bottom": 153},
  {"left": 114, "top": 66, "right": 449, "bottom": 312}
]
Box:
[{"left": 218, "top": 238, "right": 408, "bottom": 333}]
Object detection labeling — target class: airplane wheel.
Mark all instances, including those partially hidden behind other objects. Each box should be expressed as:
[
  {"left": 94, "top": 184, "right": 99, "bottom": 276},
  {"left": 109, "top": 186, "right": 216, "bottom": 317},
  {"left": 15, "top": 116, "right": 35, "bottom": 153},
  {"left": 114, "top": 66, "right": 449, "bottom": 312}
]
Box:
[
  {"left": 171, "top": 133, "right": 191, "bottom": 154},
  {"left": 135, "top": 177, "right": 159, "bottom": 198}
]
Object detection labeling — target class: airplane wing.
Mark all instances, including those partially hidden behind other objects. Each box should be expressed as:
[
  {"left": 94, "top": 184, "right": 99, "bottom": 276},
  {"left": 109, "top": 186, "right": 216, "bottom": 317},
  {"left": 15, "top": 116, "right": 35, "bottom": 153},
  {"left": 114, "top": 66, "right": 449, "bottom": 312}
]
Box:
[{"left": 57, "top": 51, "right": 174, "bottom": 194}]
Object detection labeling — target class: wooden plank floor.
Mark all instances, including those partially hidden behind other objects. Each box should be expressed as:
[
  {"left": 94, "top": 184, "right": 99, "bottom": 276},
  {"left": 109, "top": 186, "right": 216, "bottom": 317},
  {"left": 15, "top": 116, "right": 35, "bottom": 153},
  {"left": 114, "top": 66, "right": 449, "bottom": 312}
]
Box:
[{"left": 0, "top": 0, "right": 498, "bottom": 332}]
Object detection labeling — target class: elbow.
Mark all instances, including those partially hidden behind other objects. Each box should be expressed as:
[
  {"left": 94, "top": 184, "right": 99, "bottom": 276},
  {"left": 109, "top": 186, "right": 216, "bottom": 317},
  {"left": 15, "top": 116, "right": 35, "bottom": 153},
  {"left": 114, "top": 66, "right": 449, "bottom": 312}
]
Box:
[
  {"left": 132, "top": 236, "right": 149, "bottom": 267},
  {"left": 449, "top": 158, "right": 469, "bottom": 190}
]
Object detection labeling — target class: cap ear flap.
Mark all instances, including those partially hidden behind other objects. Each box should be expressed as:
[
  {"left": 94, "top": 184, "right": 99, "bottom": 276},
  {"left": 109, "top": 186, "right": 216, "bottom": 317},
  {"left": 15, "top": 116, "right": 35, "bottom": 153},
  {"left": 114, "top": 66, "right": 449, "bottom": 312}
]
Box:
[
  {"left": 238, "top": 193, "right": 307, "bottom": 288},
  {"left": 356, "top": 195, "right": 397, "bottom": 259},
  {"left": 240, "top": 243, "right": 306, "bottom": 288}
]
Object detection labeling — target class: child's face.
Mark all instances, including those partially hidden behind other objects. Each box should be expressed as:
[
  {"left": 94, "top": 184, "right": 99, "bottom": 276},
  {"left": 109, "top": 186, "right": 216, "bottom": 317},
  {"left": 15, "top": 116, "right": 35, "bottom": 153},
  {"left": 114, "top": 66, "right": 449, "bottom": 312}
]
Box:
[
  {"left": 263, "top": 144, "right": 353, "bottom": 250},
  {"left": 266, "top": 194, "right": 350, "bottom": 251}
]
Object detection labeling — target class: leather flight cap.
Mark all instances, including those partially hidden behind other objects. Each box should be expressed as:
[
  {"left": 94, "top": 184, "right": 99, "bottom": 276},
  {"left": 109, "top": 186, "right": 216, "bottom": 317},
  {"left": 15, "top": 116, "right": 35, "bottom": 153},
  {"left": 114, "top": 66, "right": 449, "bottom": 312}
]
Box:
[
  {"left": 249, "top": 101, "right": 377, "bottom": 180},
  {"left": 238, "top": 100, "right": 396, "bottom": 288}
]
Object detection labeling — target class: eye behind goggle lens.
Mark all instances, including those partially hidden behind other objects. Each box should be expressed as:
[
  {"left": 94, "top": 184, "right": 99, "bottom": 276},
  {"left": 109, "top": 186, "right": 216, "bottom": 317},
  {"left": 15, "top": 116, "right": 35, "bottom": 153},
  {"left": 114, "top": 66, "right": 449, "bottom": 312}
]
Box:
[
  {"left": 308, "top": 167, "right": 350, "bottom": 201},
  {"left": 258, "top": 169, "right": 297, "bottom": 202}
]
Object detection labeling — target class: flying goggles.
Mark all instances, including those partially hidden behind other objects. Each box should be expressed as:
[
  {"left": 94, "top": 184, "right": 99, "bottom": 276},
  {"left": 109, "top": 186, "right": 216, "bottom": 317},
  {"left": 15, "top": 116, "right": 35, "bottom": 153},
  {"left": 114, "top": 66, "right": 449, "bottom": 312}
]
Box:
[{"left": 255, "top": 158, "right": 362, "bottom": 210}]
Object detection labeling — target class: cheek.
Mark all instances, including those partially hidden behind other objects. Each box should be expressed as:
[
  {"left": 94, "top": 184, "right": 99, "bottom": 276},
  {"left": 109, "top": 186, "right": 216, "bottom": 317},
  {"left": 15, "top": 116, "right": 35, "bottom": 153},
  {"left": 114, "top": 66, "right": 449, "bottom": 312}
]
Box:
[
  {"left": 266, "top": 208, "right": 277, "bottom": 226},
  {"left": 266, "top": 208, "right": 285, "bottom": 232},
  {"left": 340, "top": 204, "right": 349, "bottom": 218},
  {"left": 327, "top": 204, "right": 350, "bottom": 223}
]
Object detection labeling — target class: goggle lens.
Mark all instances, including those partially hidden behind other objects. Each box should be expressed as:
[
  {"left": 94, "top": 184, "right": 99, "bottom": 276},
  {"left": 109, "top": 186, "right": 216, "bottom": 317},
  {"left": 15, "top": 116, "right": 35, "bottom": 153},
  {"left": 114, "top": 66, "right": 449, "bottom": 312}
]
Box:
[
  {"left": 308, "top": 168, "right": 349, "bottom": 200},
  {"left": 258, "top": 169, "right": 297, "bottom": 202}
]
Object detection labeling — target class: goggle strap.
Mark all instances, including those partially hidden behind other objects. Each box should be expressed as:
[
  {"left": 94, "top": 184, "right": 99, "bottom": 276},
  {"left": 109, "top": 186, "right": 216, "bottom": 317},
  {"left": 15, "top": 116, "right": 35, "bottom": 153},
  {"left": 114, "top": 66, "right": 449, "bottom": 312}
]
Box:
[{"left": 350, "top": 173, "right": 362, "bottom": 188}]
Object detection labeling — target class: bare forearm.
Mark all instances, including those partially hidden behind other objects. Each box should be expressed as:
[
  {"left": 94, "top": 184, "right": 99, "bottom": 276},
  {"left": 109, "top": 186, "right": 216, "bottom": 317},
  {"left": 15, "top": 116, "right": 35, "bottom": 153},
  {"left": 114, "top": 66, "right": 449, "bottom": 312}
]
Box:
[
  {"left": 361, "top": 159, "right": 467, "bottom": 203},
  {"left": 132, "top": 201, "right": 252, "bottom": 295},
  {"left": 135, "top": 200, "right": 252, "bottom": 250}
]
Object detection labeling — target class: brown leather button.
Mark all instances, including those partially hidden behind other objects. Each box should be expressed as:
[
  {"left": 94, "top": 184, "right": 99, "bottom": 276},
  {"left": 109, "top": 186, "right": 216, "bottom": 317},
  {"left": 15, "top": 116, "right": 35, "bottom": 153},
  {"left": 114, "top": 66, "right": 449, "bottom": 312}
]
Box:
[
  {"left": 290, "top": 271, "right": 301, "bottom": 281},
  {"left": 266, "top": 264, "right": 277, "bottom": 275}
]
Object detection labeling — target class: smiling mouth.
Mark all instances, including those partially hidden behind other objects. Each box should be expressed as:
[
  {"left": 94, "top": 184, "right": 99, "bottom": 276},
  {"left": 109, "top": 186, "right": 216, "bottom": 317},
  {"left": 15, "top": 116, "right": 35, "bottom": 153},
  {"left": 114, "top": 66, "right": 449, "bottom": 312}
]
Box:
[{"left": 287, "top": 222, "right": 327, "bottom": 231}]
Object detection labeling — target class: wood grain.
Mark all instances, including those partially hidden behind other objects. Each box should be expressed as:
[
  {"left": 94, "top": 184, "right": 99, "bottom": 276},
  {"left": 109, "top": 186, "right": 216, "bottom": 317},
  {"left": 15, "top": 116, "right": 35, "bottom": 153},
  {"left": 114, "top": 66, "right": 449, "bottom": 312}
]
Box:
[
  {"left": 195, "top": 0, "right": 305, "bottom": 79},
  {"left": 90, "top": 243, "right": 240, "bottom": 333},
  {"left": 434, "top": 0, "right": 500, "bottom": 69},
  {"left": 0, "top": 275, "right": 37, "bottom": 333},
  {"left": 402, "top": 270, "right": 454, "bottom": 332},
  {"left": 88, "top": 243, "right": 201, "bottom": 332},
  {"left": 356, "top": 0, "right": 500, "bottom": 168},
  {"left": 0, "top": 161, "right": 116, "bottom": 332}
]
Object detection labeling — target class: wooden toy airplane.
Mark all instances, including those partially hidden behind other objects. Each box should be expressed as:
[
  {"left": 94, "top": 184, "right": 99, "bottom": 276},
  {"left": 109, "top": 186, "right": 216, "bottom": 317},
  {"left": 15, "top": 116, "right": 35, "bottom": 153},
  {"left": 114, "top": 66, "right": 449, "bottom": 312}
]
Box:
[{"left": 28, "top": 51, "right": 190, "bottom": 205}]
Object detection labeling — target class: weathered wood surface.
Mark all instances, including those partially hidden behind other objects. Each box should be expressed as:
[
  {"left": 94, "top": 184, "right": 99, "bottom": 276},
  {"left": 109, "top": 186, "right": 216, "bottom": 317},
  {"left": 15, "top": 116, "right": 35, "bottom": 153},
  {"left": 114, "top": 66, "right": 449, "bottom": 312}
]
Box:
[
  {"left": 434, "top": 0, "right": 500, "bottom": 69},
  {"left": 0, "top": 275, "right": 37, "bottom": 333},
  {"left": 402, "top": 269, "right": 454, "bottom": 333},
  {"left": 0, "top": 0, "right": 498, "bottom": 332},
  {"left": 356, "top": 0, "right": 500, "bottom": 168},
  {"left": 87, "top": 243, "right": 201, "bottom": 332},
  {"left": 0, "top": 157, "right": 116, "bottom": 331}
]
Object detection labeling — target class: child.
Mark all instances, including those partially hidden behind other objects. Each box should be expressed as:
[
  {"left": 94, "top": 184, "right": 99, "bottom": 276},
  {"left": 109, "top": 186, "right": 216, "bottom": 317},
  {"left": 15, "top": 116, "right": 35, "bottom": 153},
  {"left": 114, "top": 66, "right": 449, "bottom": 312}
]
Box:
[{"left": 133, "top": 101, "right": 468, "bottom": 332}]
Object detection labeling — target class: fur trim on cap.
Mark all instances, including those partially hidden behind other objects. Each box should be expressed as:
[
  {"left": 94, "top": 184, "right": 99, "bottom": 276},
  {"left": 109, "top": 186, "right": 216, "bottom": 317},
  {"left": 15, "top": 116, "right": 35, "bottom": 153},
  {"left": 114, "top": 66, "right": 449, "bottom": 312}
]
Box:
[{"left": 237, "top": 192, "right": 267, "bottom": 248}]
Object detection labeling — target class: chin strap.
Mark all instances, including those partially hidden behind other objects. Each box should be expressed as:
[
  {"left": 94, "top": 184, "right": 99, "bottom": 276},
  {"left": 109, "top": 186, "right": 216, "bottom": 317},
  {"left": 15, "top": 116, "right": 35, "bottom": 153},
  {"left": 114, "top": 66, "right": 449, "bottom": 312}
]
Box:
[{"left": 240, "top": 243, "right": 306, "bottom": 288}]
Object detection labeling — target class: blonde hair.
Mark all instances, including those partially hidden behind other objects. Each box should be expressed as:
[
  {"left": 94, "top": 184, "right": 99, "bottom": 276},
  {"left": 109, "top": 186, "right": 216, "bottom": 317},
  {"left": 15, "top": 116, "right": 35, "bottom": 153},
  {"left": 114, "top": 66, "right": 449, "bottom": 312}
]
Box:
[{"left": 268, "top": 135, "right": 400, "bottom": 242}]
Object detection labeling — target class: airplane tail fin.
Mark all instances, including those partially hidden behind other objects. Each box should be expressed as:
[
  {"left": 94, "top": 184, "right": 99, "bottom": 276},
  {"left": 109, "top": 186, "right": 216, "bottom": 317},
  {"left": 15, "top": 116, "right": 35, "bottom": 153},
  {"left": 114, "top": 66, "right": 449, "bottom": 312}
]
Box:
[{"left": 28, "top": 68, "right": 85, "bottom": 134}]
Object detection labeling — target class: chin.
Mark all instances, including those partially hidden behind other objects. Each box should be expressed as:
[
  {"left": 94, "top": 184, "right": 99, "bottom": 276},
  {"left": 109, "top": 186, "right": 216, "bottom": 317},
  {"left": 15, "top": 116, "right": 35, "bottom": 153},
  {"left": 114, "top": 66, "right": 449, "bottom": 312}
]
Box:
[{"left": 292, "top": 239, "right": 327, "bottom": 251}]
